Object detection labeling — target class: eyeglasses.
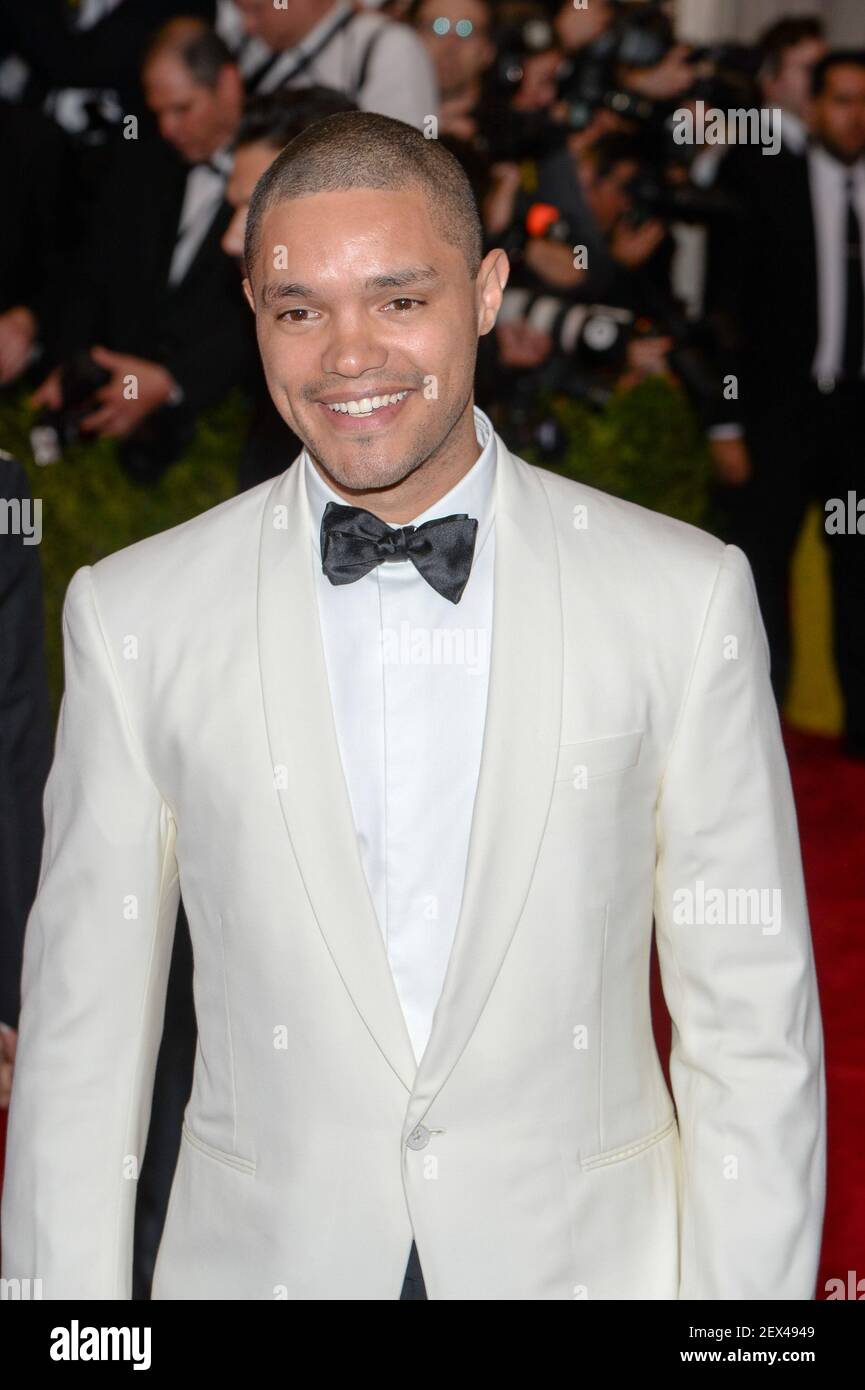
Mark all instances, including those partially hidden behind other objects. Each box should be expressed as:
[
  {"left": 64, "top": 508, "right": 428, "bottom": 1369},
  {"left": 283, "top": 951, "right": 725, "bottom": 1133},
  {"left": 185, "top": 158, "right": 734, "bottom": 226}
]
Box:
[{"left": 421, "top": 19, "right": 489, "bottom": 39}]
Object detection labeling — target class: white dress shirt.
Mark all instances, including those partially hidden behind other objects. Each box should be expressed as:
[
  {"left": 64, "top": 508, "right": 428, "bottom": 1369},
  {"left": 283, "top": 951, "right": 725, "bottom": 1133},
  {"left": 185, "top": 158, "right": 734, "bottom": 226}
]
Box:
[
  {"left": 242, "top": 0, "right": 439, "bottom": 131},
  {"left": 168, "top": 145, "right": 233, "bottom": 290},
  {"left": 304, "top": 405, "right": 495, "bottom": 1063},
  {"left": 809, "top": 142, "right": 865, "bottom": 384}
]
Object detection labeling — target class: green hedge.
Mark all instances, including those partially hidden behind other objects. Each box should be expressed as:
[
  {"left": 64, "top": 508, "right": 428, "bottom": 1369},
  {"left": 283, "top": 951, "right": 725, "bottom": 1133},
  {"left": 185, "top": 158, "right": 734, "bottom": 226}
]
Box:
[
  {"left": 3, "top": 376, "right": 713, "bottom": 717},
  {"left": 3, "top": 388, "right": 247, "bottom": 716},
  {"left": 521, "top": 378, "right": 714, "bottom": 531}
]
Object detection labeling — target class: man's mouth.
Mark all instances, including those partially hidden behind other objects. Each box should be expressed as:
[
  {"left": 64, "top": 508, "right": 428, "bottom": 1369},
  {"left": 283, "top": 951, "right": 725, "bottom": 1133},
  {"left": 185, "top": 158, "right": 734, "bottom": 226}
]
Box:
[
  {"left": 321, "top": 390, "right": 411, "bottom": 418},
  {"left": 315, "top": 389, "right": 414, "bottom": 431}
]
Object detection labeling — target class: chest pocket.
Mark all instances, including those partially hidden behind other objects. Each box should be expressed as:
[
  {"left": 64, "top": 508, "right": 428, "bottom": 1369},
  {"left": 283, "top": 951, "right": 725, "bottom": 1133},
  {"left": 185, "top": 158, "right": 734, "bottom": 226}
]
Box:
[{"left": 555, "top": 730, "right": 643, "bottom": 783}]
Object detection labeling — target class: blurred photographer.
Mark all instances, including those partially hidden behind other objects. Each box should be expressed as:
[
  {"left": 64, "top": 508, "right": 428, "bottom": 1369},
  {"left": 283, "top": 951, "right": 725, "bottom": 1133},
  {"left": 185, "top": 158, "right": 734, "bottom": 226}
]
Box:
[
  {"left": 29, "top": 18, "right": 254, "bottom": 484},
  {"left": 411, "top": 0, "right": 495, "bottom": 142},
  {"left": 230, "top": 0, "right": 438, "bottom": 127},
  {"left": 477, "top": 129, "right": 681, "bottom": 440}
]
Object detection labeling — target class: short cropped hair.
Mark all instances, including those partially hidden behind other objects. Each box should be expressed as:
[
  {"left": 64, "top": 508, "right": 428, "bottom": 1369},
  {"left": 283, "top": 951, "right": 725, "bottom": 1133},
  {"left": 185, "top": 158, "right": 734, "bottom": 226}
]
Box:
[
  {"left": 811, "top": 48, "right": 865, "bottom": 98},
  {"left": 244, "top": 110, "right": 484, "bottom": 288}
]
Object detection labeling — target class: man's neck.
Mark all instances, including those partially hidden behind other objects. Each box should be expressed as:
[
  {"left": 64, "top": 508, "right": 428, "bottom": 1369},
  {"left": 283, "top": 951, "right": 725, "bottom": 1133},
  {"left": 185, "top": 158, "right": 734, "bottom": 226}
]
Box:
[
  {"left": 309, "top": 400, "right": 484, "bottom": 524},
  {"left": 200, "top": 133, "right": 234, "bottom": 164}
]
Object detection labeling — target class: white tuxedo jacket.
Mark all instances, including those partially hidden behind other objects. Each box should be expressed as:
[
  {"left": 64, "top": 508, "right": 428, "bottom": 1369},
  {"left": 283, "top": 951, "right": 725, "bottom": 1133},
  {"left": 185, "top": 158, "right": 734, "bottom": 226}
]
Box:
[{"left": 1, "top": 430, "right": 826, "bottom": 1300}]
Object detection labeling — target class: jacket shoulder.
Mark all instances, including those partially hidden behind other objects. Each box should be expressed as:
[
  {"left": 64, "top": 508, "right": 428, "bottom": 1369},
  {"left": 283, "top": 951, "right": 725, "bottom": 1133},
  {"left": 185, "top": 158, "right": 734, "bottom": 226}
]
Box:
[
  {"left": 524, "top": 454, "right": 726, "bottom": 572},
  {"left": 82, "top": 473, "right": 281, "bottom": 609}
]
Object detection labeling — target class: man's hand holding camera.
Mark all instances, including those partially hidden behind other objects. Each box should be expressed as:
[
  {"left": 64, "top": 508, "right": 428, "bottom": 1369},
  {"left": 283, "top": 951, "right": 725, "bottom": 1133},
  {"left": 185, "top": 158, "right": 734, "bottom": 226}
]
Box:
[
  {"left": 31, "top": 347, "right": 180, "bottom": 438},
  {"left": 610, "top": 217, "right": 666, "bottom": 270}
]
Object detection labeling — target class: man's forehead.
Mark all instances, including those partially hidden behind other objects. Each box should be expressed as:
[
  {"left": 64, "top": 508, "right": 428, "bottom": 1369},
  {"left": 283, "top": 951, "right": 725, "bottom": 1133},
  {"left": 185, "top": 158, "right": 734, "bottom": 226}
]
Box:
[{"left": 256, "top": 192, "right": 443, "bottom": 262}]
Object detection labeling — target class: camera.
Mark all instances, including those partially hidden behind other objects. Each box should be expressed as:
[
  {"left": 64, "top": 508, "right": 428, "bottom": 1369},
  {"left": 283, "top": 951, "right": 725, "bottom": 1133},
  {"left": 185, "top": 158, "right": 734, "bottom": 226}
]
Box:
[{"left": 29, "top": 350, "right": 111, "bottom": 465}]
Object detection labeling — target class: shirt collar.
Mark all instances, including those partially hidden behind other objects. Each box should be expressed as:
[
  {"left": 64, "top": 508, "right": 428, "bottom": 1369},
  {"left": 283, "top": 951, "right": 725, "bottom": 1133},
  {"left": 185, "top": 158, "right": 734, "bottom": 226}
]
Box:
[
  {"left": 305, "top": 403, "right": 497, "bottom": 564},
  {"left": 188, "top": 142, "right": 233, "bottom": 179},
  {"left": 210, "top": 142, "right": 234, "bottom": 178},
  {"left": 810, "top": 140, "right": 865, "bottom": 184}
]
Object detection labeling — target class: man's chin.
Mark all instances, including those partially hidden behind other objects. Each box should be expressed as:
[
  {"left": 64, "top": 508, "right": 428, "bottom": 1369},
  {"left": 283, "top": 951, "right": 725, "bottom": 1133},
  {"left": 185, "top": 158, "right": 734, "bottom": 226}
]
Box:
[{"left": 306, "top": 442, "right": 420, "bottom": 499}]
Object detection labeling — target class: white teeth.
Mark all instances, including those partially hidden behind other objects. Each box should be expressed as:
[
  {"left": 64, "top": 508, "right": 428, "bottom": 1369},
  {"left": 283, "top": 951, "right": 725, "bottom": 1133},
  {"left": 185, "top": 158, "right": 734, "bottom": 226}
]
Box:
[{"left": 325, "top": 390, "right": 408, "bottom": 416}]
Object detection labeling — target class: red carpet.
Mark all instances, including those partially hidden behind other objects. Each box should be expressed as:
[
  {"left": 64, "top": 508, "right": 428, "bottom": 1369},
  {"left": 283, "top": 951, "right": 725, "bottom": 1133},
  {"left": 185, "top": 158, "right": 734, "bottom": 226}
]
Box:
[
  {"left": 650, "top": 720, "right": 865, "bottom": 1299},
  {"left": 779, "top": 724, "right": 865, "bottom": 1299},
  {"left": 1, "top": 720, "right": 861, "bottom": 1296}
]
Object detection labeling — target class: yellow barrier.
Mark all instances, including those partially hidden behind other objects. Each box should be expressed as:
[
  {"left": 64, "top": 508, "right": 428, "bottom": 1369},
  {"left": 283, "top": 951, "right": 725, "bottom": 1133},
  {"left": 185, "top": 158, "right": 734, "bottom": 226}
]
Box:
[{"left": 786, "top": 503, "right": 844, "bottom": 735}]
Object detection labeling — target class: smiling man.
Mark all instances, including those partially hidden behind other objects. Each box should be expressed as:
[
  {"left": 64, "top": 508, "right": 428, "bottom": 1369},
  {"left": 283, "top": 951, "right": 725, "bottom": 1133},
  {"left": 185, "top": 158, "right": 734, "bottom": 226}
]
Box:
[
  {"left": 245, "top": 200, "right": 489, "bottom": 516},
  {"left": 1, "top": 112, "right": 825, "bottom": 1301}
]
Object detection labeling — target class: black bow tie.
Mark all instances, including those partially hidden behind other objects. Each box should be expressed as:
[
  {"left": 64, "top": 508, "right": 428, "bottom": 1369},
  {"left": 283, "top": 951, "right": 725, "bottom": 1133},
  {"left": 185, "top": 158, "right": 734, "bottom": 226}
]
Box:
[{"left": 320, "top": 502, "right": 479, "bottom": 604}]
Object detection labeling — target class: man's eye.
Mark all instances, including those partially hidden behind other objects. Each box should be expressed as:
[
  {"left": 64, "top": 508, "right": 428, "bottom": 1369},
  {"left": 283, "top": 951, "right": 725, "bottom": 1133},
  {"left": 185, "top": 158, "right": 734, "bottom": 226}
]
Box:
[
  {"left": 277, "top": 308, "right": 314, "bottom": 322},
  {"left": 384, "top": 298, "right": 424, "bottom": 312}
]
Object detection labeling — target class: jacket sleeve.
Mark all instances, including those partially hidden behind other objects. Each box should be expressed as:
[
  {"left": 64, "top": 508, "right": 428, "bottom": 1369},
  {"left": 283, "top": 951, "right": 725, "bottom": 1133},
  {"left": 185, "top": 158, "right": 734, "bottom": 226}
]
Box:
[
  {"left": 652, "top": 542, "right": 826, "bottom": 1299},
  {"left": 0, "top": 564, "right": 181, "bottom": 1299}
]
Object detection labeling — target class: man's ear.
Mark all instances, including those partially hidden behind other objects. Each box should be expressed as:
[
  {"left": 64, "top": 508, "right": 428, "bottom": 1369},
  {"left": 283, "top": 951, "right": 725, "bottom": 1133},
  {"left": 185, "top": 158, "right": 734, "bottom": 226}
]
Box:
[
  {"left": 242, "top": 276, "right": 256, "bottom": 314},
  {"left": 477, "top": 248, "right": 510, "bottom": 337}
]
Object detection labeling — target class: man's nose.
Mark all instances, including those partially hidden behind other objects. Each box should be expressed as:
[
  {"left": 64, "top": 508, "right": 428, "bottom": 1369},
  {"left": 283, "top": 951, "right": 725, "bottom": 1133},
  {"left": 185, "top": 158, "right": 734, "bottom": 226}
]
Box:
[{"left": 321, "top": 314, "right": 386, "bottom": 377}]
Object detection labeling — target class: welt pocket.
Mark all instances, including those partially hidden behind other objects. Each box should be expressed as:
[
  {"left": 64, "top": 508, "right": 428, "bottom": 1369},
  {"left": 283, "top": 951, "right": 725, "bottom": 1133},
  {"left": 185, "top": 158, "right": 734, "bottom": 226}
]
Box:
[
  {"left": 580, "top": 1114, "right": 677, "bottom": 1171},
  {"left": 181, "top": 1119, "right": 257, "bottom": 1176},
  {"left": 555, "top": 729, "right": 644, "bottom": 782}
]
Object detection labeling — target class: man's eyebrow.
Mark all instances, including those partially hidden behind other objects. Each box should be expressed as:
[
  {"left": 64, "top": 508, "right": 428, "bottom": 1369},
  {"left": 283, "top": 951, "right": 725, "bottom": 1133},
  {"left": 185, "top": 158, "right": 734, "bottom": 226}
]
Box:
[
  {"left": 260, "top": 264, "right": 441, "bottom": 308},
  {"left": 364, "top": 264, "right": 441, "bottom": 291}
]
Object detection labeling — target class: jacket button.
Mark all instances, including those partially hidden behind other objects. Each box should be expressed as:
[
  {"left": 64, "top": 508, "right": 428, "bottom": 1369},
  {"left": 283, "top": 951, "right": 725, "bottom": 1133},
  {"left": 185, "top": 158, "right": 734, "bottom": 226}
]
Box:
[{"left": 406, "top": 1124, "right": 431, "bottom": 1150}]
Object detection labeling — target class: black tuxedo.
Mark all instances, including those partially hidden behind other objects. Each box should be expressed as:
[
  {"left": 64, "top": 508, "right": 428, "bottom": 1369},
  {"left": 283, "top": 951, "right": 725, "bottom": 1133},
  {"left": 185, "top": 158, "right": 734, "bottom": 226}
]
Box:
[
  {"left": 706, "top": 142, "right": 818, "bottom": 414},
  {"left": 48, "top": 136, "right": 259, "bottom": 478},
  {"left": 0, "top": 454, "right": 53, "bottom": 1029},
  {"left": 0, "top": 102, "right": 68, "bottom": 337},
  {"left": 706, "top": 141, "right": 865, "bottom": 752}
]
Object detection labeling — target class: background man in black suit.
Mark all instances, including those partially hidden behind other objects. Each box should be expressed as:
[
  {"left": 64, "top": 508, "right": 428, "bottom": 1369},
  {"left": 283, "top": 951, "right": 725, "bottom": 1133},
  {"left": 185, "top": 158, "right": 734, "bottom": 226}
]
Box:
[
  {"left": 30, "top": 17, "right": 255, "bottom": 484},
  {"left": 0, "top": 102, "right": 68, "bottom": 387},
  {"left": 705, "top": 16, "right": 826, "bottom": 491},
  {"left": 0, "top": 452, "right": 53, "bottom": 1108},
  {"left": 707, "top": 49, "right": 865, "bottom": 761}
]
